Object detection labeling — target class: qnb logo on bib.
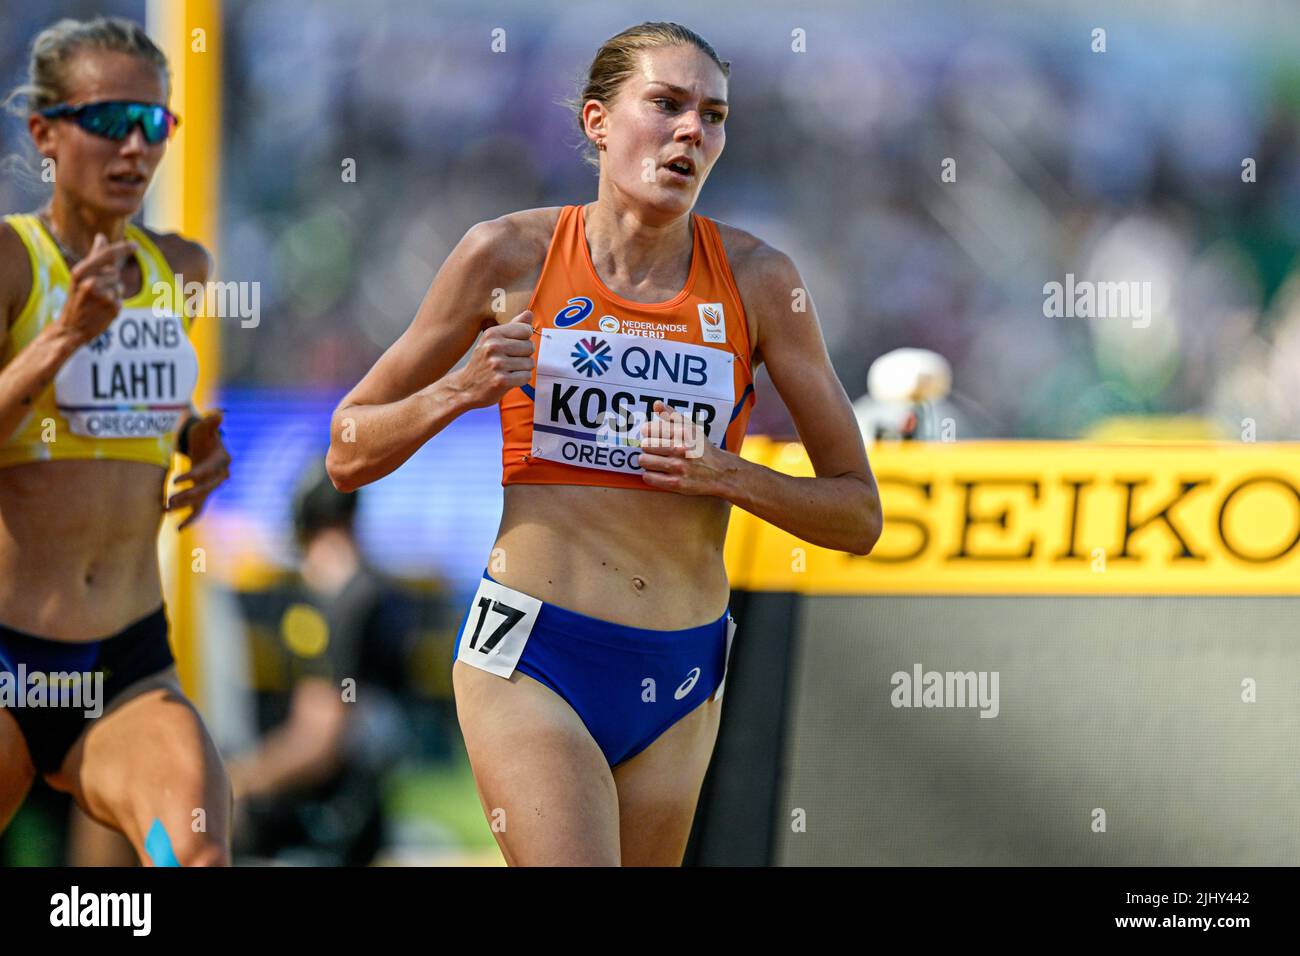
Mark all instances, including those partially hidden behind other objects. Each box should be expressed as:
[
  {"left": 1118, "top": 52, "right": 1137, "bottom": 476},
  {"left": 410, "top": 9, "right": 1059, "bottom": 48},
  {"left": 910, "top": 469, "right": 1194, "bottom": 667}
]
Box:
[
  {"left": 571, "top": 336, "right": 612, "bottom": 377},
  {"left": 532, "top": 327, "right": 735, "bottom": 475},
  {"left": 54, "top": 308, "right": 198, "bottom": 439}
]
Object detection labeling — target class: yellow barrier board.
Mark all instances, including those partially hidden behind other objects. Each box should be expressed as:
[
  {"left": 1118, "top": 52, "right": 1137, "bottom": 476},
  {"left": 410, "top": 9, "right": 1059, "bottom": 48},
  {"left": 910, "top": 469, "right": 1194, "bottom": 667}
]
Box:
[{"left": 725, "top": 438, "right": 1300, "bottom": 594}]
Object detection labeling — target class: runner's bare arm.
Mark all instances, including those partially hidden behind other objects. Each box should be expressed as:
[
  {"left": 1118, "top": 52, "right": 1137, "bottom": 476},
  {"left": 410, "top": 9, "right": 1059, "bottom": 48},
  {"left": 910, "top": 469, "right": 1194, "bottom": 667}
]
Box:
[
  {"left": 721, "top": 248, "right": 882, "bottom": 554},
  {"left": 0, "top": 226, "right": 134, "bottom": 447},
  {"left": 327, "top": 218, "right": 537, "bottom": 492}
]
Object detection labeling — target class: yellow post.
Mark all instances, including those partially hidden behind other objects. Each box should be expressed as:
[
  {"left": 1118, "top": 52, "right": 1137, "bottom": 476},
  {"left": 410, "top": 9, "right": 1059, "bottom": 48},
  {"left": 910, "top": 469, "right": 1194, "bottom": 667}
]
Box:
[{"left": 146, "top": 0, "right": 222, "bottom": 704}]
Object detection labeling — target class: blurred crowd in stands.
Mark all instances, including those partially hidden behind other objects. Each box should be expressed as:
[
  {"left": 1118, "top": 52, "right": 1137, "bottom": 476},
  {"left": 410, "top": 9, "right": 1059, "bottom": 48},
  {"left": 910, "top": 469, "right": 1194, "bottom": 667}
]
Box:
[{"left": 7, "top": 1, "right": 1300, "bottom": 440}]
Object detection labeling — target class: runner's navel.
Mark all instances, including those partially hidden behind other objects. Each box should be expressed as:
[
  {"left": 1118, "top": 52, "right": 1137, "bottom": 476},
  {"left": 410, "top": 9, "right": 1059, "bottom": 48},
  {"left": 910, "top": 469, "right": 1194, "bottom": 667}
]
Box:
[{"left": 631, "top": 575, "right": 646, "bottom": 591}]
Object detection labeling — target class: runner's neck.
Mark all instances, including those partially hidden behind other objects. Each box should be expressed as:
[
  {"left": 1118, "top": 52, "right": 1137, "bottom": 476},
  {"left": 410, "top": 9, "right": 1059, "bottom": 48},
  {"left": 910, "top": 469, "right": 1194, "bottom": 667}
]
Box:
[
  {"left": 582, "top": 201, "right": 693, "bottom": 293},
  {"left": 42, "top": 195, "right": 130, "bottom": 263}
]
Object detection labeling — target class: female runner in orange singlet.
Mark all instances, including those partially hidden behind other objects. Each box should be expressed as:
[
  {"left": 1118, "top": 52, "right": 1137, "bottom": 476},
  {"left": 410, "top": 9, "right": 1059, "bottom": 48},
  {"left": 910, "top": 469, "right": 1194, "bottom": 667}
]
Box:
[{"left": 328, "top": 21, "right": 881, "bottom": 866}]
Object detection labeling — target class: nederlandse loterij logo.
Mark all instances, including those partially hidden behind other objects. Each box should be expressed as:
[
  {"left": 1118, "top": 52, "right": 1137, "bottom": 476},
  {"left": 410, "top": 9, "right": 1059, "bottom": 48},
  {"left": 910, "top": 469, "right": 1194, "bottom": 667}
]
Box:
[
  {"left": 571, "top": 336, "right": 612, "bottom": 377},
  {"left": 698, "top": 303, "right": 725, "bottom": 342}
]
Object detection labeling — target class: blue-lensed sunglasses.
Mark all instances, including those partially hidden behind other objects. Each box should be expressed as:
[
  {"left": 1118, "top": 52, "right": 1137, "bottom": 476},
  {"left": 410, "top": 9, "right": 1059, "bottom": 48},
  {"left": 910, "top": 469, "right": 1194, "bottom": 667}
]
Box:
[{"left": 39, "top": 100, "right": 181, "bottom": 145}]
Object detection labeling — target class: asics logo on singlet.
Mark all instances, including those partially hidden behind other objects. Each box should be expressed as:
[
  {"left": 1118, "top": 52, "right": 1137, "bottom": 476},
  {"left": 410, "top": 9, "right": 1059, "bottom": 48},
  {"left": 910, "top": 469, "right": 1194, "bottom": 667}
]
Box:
[
  {"left": 89, "top": 330, "right": 113, "bottom": 354},
  {"left": 674, "top": 667, "right": 701, "bottom": 699},
  {"left": 571, "top": 337, "right": 612, "bottom": 377},
  {"left": 554, "top": 295, "right": 594, "bottom": 328}
]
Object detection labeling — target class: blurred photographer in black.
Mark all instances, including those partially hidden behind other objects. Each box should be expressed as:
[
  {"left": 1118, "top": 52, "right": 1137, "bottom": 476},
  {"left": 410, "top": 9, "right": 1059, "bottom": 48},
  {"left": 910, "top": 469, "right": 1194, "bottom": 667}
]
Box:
[{"left": 229, "top": 461, "right": 414, "bottom": 865}]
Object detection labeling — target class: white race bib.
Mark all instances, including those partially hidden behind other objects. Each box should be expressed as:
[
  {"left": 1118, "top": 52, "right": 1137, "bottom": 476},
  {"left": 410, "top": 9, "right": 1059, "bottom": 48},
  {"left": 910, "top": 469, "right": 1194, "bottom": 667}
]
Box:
[
  {"left": 455, "top": 577, "right": 543, "bottom": 678},
  {"left": 54, "top": 308, "right": 198, "bottom": 439},
  {"left": 713, "top": 613, "right": 738, "bottom": 703},
  {"left": 531, "top": 328, "right": 734, "bottom": 475}
]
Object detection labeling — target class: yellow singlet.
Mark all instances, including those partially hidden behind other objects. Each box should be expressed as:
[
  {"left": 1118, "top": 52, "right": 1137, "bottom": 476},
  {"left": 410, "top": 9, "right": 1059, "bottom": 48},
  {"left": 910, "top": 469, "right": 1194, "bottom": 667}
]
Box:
[{"left": 0, "top": 214, "right": 198, "bottom": 469}]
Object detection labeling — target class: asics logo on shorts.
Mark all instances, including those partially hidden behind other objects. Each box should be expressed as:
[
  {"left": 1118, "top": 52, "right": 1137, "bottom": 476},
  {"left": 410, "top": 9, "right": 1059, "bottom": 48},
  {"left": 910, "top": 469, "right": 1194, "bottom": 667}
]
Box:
[{"left": 674, "top": 667, "right": 701, "bottom": 699}]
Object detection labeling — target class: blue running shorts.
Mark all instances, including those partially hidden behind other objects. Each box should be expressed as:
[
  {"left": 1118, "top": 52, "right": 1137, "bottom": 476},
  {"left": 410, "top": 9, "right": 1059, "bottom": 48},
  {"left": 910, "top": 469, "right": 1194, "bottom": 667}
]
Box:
[
  {"left": 453, "top": 570, "right": 737, "bottom": 767},
  {"left": 0, "top": 605, "right": 173, "bottom": 774}
]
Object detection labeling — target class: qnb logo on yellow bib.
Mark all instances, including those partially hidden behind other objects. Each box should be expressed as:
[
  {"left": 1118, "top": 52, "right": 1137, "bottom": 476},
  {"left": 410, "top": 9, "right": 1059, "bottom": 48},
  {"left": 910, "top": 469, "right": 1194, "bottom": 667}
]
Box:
[
  {"left": 53, "top": 308, "right": 198, "bottom": 439},
  {"left": 531, "top": 327, "right": 735, "bottom": 475}
]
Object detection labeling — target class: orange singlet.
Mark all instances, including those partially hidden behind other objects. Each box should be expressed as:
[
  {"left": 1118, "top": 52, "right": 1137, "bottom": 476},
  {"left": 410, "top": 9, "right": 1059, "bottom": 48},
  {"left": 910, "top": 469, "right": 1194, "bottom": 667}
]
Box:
[{"left": 500, "top": 205, "right": 755, "bottom": 490}]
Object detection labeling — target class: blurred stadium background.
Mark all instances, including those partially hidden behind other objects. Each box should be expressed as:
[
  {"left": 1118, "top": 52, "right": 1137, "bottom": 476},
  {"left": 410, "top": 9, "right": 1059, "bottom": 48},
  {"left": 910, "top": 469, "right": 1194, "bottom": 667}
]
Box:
[{"left": 3, "top": 0, "right": 1299, "bottom": 865}]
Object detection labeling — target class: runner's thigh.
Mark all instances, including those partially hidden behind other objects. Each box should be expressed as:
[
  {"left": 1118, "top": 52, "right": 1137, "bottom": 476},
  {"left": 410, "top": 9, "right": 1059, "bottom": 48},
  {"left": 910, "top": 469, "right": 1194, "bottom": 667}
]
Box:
[
  {"left": 48, "top": 671, "right": 231, "bottom": 866},
  {"left": 453, "top": 661, "right": 620, "bottom": 866},
  {"left": 613, "top": 693, "right": 722, "bottom": 866},
  {"left": 0, "top": 709, "right": 35, "bottom": 832}
]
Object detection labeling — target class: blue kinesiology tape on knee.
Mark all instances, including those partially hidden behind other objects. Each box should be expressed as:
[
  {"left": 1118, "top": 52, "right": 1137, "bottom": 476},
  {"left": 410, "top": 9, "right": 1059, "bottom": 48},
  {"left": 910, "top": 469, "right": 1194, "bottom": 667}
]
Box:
[{"left": 145, "top": 818, "right": 181, "bottom": 867}]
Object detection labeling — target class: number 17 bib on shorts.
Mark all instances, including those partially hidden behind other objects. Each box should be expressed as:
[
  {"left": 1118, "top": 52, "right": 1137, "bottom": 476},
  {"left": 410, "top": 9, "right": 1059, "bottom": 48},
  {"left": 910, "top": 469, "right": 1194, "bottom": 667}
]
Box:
[{"left": 455, "top": 576, "right": 543, "bottom": 677}]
